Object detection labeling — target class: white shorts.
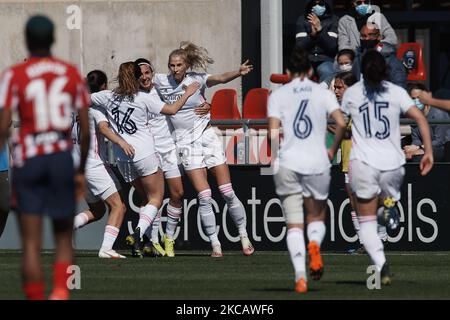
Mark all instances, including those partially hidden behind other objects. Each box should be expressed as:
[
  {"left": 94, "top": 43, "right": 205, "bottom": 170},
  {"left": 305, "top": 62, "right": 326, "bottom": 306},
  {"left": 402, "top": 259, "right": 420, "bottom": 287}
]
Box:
[
  {"left": 177, "top": 127, "right": 226, "bottom": 171},
  {"left": 349, "top": 159, "right": 404, "bottom": 201},
  {"left": 85, "top": 164, "right": 121, "bottom": 204},
  {"left": 156, "top": 148, "right": 183, "bottom": 179},
  {"left": 117, "top": 153, "right": 160, "bottom": 183},
  {"left": 273, "top": 166, "right": 330, "bottom": 200}
]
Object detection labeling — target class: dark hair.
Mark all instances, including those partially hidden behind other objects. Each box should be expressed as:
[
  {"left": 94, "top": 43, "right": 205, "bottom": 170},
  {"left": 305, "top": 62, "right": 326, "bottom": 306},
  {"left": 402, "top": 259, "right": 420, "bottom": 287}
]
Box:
[
  {"left": 361, "top": 50, "right": 388, "bottom": 99},
  {"left": 335, "top": 71, "right": 358, "bottom": 87},
  {"left": 86, "top": 70, "right": 108, "bottom": 93},
  {"left": 287, "top": 47, "right": 312, "bottom": 75},
  {"left": 134, "top": 58, "right": 154, "bottom": 76},
  {"left": 25, "top": 15, "right": 54, "bottom": 51},
  {"left": 337, "top": 49, "right": 355, "bottom": 62},
  {"left": 407, "top": 82, "right": 428, "bottom": 95}
]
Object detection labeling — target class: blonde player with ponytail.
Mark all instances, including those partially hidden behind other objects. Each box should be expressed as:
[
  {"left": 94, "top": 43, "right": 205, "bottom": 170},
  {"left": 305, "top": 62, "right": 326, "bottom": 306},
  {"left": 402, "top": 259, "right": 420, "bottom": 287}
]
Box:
[{"left": 153, "top": 42, "right": 254, "bottom": 257}]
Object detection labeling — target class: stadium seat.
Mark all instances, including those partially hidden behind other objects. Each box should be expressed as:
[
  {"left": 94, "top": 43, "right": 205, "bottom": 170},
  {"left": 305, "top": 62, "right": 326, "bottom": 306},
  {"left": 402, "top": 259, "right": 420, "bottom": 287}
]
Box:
[
  {"left": 270, "top": 73, "right": 291, "bottom": 84},
  {"left": 210, "top": 88, "right": 241, "bottom": 130},
  {"left": 396, "top": 42, "right": 426, "bottom": 81},
  {"left": 243, "top": 88, "right": 270, "bottom": 130}
]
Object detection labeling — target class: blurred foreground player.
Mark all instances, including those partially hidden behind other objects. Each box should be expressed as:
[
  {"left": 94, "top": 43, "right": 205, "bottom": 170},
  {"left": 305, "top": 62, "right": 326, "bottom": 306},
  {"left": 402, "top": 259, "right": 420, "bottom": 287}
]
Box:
[{"left": 0, "top": 15, "right": 90, "bottom": 300}]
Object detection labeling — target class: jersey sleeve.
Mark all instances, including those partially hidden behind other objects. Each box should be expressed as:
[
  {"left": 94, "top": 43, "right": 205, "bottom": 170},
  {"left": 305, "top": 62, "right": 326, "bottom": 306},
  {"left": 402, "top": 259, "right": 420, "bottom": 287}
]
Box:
[
  {"left": 73, "top": 69, "right": 91, "bottom": 110},
  {"left": 90, "top": 106, "right": 108, "bottom": 125},
  {"left": 397, "top": 87, "right": 415, "bottom": 114},
  {"left": 323, "top": 90, "right": 340, "bottom": 115},
  {"left": 0, "top": 69, "right": 18, "bottom": 110},
  {"left": 90, "top": 91, "right": 110, "bottom": 109},
  {"left": 340, "top": 89, "right": 352, "bottom": 116},
  {"left": 267, "top": 91, "right": 281, "bottom": 120},
  {"left": 144, "top": 89, "right": 166, "bottom": 114}
]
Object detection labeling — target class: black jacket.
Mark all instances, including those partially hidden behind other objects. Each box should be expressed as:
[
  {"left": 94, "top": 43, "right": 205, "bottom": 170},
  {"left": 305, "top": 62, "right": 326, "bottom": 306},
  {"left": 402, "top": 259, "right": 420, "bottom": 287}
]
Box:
[{"left": 295, "top": 0, "right": 339, "bottom": 63}]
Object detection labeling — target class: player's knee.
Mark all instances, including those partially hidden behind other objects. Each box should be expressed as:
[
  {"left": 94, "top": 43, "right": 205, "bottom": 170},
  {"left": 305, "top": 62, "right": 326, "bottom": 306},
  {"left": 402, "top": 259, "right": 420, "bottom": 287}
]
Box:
[
  {"left": 281, "top": 193, "right": 304, "bottom": 225},
  {"left": 170, "top": 187, "right": 184, "bottom": 203}
]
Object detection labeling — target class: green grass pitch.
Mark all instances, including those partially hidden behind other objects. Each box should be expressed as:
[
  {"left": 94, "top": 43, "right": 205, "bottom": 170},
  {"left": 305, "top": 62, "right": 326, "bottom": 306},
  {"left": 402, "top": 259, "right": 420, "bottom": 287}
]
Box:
[{"left": 1, "top": 250, "right": 450, "bottom": 300}]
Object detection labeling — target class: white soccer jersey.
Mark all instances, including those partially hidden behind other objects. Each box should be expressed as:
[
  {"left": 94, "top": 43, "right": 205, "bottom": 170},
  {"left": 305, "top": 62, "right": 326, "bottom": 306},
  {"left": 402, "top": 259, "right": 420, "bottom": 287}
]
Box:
[
  {"left": 341, "top": 80, "right": 414, "bottom": 171},
  {"left": 71, "top": 107, "right": 109, "bottom": 170},
  {"left": 90, "top": 90, "right": 165, "bottom": 162},
  {"left": 153, "top": 72, "right": 209, "bottom": 145},
  {"left": 268, "top": 77, "right": 340, "bottom": 174},
  {"left": 144, "top": 89, "right": 177, "bottom": 154}
]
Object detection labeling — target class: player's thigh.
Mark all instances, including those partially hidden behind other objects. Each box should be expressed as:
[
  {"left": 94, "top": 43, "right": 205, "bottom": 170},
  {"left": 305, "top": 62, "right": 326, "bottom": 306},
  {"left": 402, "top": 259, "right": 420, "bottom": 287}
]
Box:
[
  {"left": 209, "top": 163, "right": 231, "bottom": 186},
  {"left": 349, "top": 159, "right": 381, "bottom": 201},
  {"left": 273, "top": 166, "right": 303, "bottom": 197},
  {"left": 48, "top": 152, "right": 76, "bottom": 219},
  {"left": 203, "top": 127, "right": 226, "bottom": 171},
  {"left": 379, "top": 166, "right": 405, "bottom": 201}
]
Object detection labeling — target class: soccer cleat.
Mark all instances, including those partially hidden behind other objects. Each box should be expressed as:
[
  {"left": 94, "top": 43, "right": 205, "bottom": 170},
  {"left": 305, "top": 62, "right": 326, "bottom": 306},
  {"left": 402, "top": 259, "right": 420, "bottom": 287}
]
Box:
[
  {"left": 381, "top": 197, "right": 400, "bottom": 230},
  {"left": 295, "top": 278, "right": 308, "bottom": 294},
  {"left": 308, "top": 241, "right": 324, "bottom": 281},
  {"left": 240, "top": 235, "right": 255, "bottom": 256},
  {"left": 125, "top": 227, "right": 143, "bottom": 258},
  {"left": 151, "top": 242, "right": 166, "bottom": 257},
  {"left": 163, "top": 234, "right": 175, "bottom": 258},
  {"left": 98, "top": 248, "right": 126, "bottom": 259},
  {"left": 48, "top": 288, "right": 69, "bottom": 300},
  {"left": 211, "top": 242, "right": 223, "bottom": 258},
  {"left": 380, "top": 262, "right": 392, "bottom": 285}
]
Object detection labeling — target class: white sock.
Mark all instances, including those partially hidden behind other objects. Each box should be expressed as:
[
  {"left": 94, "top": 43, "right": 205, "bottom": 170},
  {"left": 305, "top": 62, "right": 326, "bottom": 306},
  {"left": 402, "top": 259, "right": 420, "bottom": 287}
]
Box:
[
  {"left": 351, "top": 211, "right": 363, "bottom": 244},
  {"left": 101, "top": 225, "right": 119, "bottom": 251},
  {"left": 359, "top": 216, "right": 386, "bottom": 271},
  {"left": 198, "top": 189, "right": 218, "bottom": 243},
  {"left": 286, "top": 228, "right": 306, "bottom": 282},
  {"left": 74, "top": 212, "right": 90, "bottom": 229},
  {"left": 219, "top": 183, "right": 248, "bottom": 237},
  {"left": 151, "top": 211, "right": 161, "bottom": 242},
  {"left": 376, "top": 207, "right": 388, "bottom": 242},
  {"left": 137, "top": 204, "right": 158, "bottom": 238},
  {"left": 307, "top": 221, "right": 326, "bottom": 246},
  {"left": 166, "top": 204, "right": 182, "bottom": 239}
]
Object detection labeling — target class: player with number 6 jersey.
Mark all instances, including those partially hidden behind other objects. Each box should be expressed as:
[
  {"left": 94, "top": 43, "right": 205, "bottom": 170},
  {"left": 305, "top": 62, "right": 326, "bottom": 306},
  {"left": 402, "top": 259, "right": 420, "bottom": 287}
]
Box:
[{"left": 268, "top": 47, "right": 346, "bottom": 293}]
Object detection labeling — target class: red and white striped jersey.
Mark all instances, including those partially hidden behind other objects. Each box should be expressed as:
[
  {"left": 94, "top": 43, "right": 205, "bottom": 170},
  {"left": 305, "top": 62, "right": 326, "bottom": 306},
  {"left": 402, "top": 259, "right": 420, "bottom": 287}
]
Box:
[{"left": 0, "top": 56, "right": 90, "bottom": 167}]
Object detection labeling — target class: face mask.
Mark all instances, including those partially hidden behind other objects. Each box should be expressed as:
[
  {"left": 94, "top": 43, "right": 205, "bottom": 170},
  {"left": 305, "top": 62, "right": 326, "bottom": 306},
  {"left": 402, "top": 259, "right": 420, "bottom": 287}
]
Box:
[
  {"left": 361, "top": 39, "right": 378, "bottom": 50},
  {"left": 311, "top": 4, "right": 326, "bottom": 17},
  {"left": 339, "top": 63, "right": 353, "bottom": 72},
  {"left": 355, "top": 4, "right": 372, "bottom": 16},
  {"left": 415, "top": 98, "right": 425, "bottom": 111}
]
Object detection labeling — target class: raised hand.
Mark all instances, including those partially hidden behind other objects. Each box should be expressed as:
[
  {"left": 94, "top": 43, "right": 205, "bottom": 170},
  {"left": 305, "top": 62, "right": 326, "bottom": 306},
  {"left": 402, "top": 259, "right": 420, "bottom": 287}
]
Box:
[
  {"left": 307, "top": 13, "right": 322, "bottom": 35},
  {"left": 240, "top": 59, "right": 254, "bottom": 76}
]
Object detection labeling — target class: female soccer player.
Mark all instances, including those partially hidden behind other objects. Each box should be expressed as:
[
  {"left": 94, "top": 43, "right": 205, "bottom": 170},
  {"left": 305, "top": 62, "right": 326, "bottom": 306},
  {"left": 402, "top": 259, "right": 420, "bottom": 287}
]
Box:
[
  {"left": 135, "top": 58, "right": 210, "bottom": 257},
  {"left": 72, "top": 70, "right": 135, "bottom": 259},
  {"left": 341, "top": 50, "right": 433, "bottom": 285},
  {"left": 268, "top": 47, "right": 346, "bottom": 293},
  {"left": 152, "top": 42, "right": 255, "bottom": 257},
  {"left": 90, "top": 61, "right": 199, "bottom": 258}
]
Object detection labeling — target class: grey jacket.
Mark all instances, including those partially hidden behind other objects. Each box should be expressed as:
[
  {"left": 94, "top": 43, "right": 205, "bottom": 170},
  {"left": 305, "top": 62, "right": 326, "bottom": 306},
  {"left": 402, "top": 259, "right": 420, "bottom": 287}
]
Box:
[{"left": 338, "top": 5, "right": 398, "bottom": 52}]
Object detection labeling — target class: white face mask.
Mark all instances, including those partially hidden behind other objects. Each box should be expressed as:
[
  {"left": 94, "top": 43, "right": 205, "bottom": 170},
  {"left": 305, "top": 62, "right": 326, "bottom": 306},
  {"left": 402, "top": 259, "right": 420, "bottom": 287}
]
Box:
[{"left": 339, "top": 63, "right": 353, "bottom": 72}]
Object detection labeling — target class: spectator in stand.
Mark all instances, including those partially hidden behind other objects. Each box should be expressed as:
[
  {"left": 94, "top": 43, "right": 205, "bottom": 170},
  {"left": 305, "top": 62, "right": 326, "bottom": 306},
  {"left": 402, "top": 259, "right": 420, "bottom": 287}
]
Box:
[
  {"left": 404, "top": 84, "right": 450, "bottom": 162},
  {"left": 352, "top": 24, "right": 406, "bottom": 89},
  {"left": 295, "top": 0, "right": 339, "bottom": 85},
  {"left": 338, "top": 0, "right": 397, "bottom": 52}
]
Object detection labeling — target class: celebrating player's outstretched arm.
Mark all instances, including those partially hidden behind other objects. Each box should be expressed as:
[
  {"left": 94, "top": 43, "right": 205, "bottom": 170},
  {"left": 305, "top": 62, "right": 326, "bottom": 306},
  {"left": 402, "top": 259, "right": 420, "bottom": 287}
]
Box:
[
  {"left": 206, "top": 59, "right": 253, "bottom": 87},
  {"left": 418, "top": 91, "right": 450, "bottom": 112},
  {"left": 160, "top": 82, "right": 200, "bottom": 115}
]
